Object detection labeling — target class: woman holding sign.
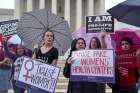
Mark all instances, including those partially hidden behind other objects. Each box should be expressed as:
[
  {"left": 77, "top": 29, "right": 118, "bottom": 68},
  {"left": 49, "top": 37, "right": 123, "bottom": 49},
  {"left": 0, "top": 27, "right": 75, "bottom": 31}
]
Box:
[
  {"left": 111, "top": 37, "right": 140, "bottom": 93},
  {"left": 3, "top": 39, "right": 27, "bottom": 93},
  {"left": 86, "top": 33, "right": 106, "bottom": 93},
  {"left": 63, "top": 38, "right": 88, "bottom": 93},
  {"left": 28, "top": 31, "right": 58, "bottom": 93}
]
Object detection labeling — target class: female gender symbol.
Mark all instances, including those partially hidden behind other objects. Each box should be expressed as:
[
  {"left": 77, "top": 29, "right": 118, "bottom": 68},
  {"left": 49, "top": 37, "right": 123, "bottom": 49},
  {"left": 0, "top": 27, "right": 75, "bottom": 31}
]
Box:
[{"left": 23, "top": 59, "right": 34, "bottom": 81}]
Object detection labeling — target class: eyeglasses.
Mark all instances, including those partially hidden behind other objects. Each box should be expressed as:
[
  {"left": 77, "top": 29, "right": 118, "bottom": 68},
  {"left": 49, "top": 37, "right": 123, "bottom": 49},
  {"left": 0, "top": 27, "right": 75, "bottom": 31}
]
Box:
[{"left": 77, "top": 42, "right": 85, "bottom": 45}]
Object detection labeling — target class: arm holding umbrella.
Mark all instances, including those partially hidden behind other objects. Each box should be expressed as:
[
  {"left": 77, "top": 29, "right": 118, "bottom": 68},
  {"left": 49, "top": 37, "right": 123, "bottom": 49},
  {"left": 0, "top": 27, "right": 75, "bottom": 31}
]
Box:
[
  {"left": 32, "top": 45, "right": 39, "bottom": 59},
  {"left": 32, "top": 53, "right": 36, "bottom": 59}
]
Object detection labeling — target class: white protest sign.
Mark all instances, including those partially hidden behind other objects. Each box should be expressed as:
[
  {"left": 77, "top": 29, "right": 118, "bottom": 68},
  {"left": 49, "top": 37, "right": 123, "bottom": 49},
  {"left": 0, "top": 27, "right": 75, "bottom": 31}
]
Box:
[
  {"left": 71, "top": 49, "right": 115, "bottom": 83},
  {"left": 18, "top": 57, "right": 60, "bottom": 93},
  {"left": 14, "top": 57, "right": 24, "bottom": 80}
]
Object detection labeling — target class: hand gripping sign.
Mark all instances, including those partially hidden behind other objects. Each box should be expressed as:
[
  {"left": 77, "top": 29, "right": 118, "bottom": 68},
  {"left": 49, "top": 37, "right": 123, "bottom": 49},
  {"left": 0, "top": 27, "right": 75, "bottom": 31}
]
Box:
[{"left": 17, "top": 57, "right": 60, "bottom": 93}]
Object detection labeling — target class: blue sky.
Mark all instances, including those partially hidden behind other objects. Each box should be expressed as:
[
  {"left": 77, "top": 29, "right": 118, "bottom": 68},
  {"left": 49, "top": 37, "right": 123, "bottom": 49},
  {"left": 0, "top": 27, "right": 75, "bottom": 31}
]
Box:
[{"left": 0, "top": 0, "right": 125, "bottom": 10}]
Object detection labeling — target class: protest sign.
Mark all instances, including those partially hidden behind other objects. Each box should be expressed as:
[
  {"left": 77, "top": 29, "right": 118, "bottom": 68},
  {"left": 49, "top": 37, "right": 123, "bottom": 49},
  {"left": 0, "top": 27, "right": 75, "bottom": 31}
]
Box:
[
  {"left": 14, "top": 57, "right": 24, "bottom": 80},
  {"left": 71, "top": 49, "right": 115, "bottom": 83},
  {"left": 17, "top": 57, "right": 60, "bottom": 93},
  {"left": 0, "top": 19, "right": 18, "bottom": 36},
  {"left": 86, "top": 15, "right": 114, "bottom": 33}
]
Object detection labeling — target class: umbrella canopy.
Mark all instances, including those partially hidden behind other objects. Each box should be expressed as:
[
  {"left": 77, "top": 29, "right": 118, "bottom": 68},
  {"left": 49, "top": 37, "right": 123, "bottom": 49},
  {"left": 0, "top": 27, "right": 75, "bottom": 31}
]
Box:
[
  {"left": 111, "top": 28, "right": 140, "bottom": 49},
  {"left": 17, "top": 9, "right": 72, "bottom": 56},
  {"left": 72, "top": 27, "right": 113, "bottom": 49},
  {"left": 107, "top": 0, "right": 140, "bottom": 27}
]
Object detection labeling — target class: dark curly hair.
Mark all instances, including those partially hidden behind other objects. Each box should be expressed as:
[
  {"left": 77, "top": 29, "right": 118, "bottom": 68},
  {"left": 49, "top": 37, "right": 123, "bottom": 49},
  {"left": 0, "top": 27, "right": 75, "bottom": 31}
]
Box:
[
  {"left": 120, "top": 37, "right": 133, "bottom": 45},
  {"left": 69, "top": 38, "right": 86, "bottom": 57}
]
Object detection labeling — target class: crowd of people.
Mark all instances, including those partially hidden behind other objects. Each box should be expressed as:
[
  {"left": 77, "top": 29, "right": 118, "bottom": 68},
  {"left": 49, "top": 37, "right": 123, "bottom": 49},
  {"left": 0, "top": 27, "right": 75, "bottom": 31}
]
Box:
[{"left": 0, "top": 30, "right": 140, "bottom": 93}]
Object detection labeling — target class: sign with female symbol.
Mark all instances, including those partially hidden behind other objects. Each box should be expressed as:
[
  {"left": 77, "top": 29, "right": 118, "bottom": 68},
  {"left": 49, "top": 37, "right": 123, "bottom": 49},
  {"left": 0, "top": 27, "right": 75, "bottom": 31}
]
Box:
[
  {"left": 23, "top": 59, "right": 34, "bottom": 81},
  {"left": 17, "top": 57, "right": 60, "bottom": 93}
]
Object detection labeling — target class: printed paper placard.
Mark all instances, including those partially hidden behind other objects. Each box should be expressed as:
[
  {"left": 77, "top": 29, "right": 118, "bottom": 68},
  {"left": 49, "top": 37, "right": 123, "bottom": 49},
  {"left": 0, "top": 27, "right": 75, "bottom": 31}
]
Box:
[
  {"left": 86, "top": 15, "right": 114, "bottom": 33},
  {"left": 0, "top": 19, "right": 18, "bottom": 36}
]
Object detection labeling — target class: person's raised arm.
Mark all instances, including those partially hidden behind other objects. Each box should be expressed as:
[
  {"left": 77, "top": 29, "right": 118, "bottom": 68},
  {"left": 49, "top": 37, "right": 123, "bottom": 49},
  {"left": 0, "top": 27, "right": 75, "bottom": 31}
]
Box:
[{"left": 100, "top": 31, "right": 107, "bottom": 48}]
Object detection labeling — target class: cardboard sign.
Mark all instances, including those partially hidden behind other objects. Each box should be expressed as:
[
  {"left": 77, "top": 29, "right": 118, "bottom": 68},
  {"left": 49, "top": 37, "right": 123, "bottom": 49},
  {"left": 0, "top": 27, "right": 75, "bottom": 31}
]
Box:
[
  {"left": 71, "top": 49, "right": 115, "bottom": 83},
  {"left": 0, "top": 19, "right": 18, "bottom": 36},
  {"left": 17, "top": 57, "right": 60, "bottom": 93},
  {"left": 86, "top": 15, "right": 114, "bottom": 33}
]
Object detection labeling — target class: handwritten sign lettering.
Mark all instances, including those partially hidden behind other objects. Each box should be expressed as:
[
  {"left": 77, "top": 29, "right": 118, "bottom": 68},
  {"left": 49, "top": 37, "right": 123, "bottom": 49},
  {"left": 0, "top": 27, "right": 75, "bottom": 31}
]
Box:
[
  {"left": 18, "top": 57, "right": 60, "bottom": 93},
  {"left": 71, "top": 49, "right": 115, "bottom": 83}
]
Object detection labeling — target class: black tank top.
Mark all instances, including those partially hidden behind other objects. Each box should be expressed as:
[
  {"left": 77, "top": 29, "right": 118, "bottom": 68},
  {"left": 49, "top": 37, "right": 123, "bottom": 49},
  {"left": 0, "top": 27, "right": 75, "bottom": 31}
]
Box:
[{"left": 35, "top": 47, "right": 58, "bottom": 64}]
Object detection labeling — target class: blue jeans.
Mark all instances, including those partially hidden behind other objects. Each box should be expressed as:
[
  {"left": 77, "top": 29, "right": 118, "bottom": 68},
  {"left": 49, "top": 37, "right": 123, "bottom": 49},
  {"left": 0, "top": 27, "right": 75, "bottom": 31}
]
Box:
[{"left": 0, "top": 69, "right": 11, "bottom": 91}]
